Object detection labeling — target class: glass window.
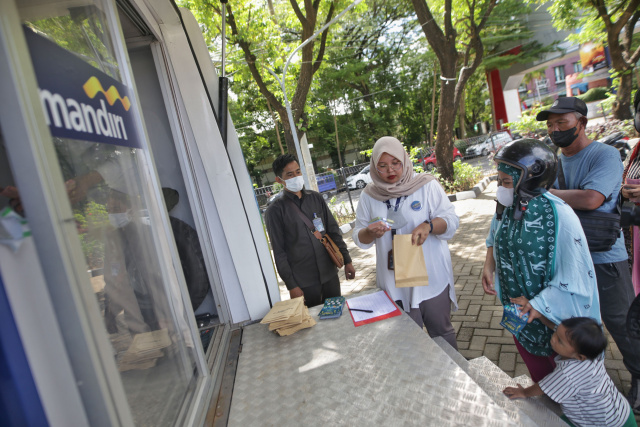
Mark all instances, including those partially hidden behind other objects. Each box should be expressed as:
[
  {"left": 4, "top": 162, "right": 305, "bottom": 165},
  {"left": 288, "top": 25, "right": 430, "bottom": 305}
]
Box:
[
  {"left": 19, "top": 2, "right": 200, "bottom": 425},
  {"left": 554, "top": 66, "right": 566, "bottom": 83},
  {"left": 573, "top": 62, "right": 583, "bottom": 74}
]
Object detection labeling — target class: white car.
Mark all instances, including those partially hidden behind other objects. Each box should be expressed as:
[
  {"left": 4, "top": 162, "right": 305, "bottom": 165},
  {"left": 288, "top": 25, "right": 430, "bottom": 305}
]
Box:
[
  {"left": 346, "top": 165, "right": 373, "bottom": 189},
  {"left": 466, "top": 131, "right": 513, "bottom": 156}
]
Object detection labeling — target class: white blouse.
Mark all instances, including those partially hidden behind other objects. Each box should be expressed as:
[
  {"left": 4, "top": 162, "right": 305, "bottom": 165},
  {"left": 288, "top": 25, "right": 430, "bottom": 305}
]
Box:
[{"left": 353, "top": 180, "right": 459, "bottom": 312}]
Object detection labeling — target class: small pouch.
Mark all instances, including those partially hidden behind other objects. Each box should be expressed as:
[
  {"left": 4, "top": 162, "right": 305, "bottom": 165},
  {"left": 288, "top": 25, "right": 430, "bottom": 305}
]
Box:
[{"left": 500, "top": 303, "right": 529, "bottom": 336}]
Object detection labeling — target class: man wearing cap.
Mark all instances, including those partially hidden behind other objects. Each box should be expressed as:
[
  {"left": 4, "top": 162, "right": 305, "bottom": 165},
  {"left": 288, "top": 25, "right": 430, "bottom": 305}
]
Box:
[{"left": 538, "top": 96, "right": 640, "bottom": 412}]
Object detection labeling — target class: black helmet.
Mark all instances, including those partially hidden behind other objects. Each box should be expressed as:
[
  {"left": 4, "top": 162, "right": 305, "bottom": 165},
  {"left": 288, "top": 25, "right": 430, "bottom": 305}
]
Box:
[{"left": 495, "top": 138, "right": 558, "bottom": 219}]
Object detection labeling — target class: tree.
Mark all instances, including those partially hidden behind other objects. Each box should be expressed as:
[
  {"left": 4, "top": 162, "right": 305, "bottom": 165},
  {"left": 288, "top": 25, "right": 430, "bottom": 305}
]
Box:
[
  {"left": 543, "top": 0, "right": 640, "bottom": 120},
  {"left": 312, "top": 0, "right": 419, "bottom": 148},
  {"left": 410, "top": 0, "right": 498, "bottom": 180},
  {"left": 180, "top": 0, "right": 351, "bottom": 154}
]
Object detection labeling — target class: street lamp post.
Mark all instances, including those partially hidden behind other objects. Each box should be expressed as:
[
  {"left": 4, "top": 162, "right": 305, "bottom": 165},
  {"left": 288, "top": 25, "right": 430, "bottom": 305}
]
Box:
[{"left": 269, "top": 0, "right": 364, "bottom": 189}]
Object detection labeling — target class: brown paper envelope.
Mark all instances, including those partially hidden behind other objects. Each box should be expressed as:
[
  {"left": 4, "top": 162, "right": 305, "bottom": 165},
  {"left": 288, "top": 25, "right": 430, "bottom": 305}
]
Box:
[
  {"left": 261, "top": 297, "right": 304, "bottom": 323},
  {"left": 393, "top": 234, "right": 429, "bottom": 288}
]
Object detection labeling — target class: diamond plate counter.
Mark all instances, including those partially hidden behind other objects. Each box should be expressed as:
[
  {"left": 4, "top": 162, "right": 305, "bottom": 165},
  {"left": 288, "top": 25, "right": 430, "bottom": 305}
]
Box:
[{"left": 228, "top": 297, "right": 530, "bottom": 427}]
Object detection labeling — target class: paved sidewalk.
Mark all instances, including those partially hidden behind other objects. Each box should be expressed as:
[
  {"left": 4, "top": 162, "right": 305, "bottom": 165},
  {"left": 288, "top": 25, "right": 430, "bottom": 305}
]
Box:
[{"left": 278, "top": 180, "right": 634, "bottom": 400}]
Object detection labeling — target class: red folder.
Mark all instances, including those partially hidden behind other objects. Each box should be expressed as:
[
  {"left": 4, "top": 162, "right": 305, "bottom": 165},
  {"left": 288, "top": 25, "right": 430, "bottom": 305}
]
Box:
[{"left": 346, "top": 291, "right": 402, "bottom": 327}]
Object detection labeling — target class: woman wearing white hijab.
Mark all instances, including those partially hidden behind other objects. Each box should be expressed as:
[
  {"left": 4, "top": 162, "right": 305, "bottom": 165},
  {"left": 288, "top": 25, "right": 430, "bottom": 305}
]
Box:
[{"left": 353, "top": 137, "right": 459, "bottom": 348}]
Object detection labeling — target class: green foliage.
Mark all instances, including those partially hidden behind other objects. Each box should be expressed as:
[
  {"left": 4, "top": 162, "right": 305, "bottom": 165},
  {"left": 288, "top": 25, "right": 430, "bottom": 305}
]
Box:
[
  {"left": 272, "top": 182, "right": 284, "bottom": 193},
  {"left": 536, "top": 0, "right": 639, "bottom": 120},
  {"left": 577, "top": 87, "right": 609, "bottom": 103},
  {"left": 504, "top": 107, "right": 547, "bottom": 138},
  {"left": 586, "top": 119, "right": 636, "bottom": 140},
  {"left": 430, "top": 161, "right": 484, "bottom": 194},
  {"left": 328, "top": 197, "right": 356, "bottom": 227}
]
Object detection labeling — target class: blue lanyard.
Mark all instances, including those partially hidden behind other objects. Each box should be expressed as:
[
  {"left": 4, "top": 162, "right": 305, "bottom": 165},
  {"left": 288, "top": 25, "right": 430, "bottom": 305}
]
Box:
[{"left": 384, "top": 196, "right": 406, "bottom": 212}]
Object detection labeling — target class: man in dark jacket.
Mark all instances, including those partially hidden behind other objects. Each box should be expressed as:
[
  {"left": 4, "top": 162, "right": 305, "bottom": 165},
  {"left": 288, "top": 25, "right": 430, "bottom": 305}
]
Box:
[{"left": 265, "top": 154, "right": 355, "bottom": 307}]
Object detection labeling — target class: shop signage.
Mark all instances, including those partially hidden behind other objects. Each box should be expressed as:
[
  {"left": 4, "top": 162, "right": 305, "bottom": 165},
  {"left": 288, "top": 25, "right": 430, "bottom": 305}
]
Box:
[
  {"left": 23, "top": 27, "right": 141, "bottom": 148},
  {"left": 579, "top": 42, "right": 607, "bottom": 75}
]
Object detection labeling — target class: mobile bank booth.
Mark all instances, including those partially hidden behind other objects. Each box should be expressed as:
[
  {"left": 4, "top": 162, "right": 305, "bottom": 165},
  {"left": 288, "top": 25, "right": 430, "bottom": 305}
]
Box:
[
  {"left": 0, "top": 1, "right": 572, "bottom": 426},
  {"left": 0, "top": 0, "right": 280, "bottom": 425}
]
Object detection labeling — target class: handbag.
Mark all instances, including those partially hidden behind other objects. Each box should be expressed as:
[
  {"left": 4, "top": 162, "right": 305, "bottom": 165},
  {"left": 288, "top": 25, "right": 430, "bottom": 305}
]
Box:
[
  {"left": 557, "top": 158, "right": 621, "bottom": 252},
  {"left": 286, "top": 199, "right": 344, "bottom": 268}
]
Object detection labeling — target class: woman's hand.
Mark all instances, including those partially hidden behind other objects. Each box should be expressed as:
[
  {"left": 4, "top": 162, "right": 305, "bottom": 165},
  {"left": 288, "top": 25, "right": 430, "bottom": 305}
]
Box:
[
  {"left": 622, "top": 183, "right": 640, "bottom": 200},
  {"left": 515, "top": 297, "right": 557, "bottom": 329},
  {"left": 482, "top": 248, "right": 497, "bottom": 295},
  {"left": 366, "top": 220, "right": 391, "bottom": 239},
  {"left": 510, "top": 296, "right": 529, "bottom": 308},
  {"left": 411, "top": 222, "right": 430, "bottom": 245},
  {"left": 519, "top": 300, "right": 543, "bottom": 324}
]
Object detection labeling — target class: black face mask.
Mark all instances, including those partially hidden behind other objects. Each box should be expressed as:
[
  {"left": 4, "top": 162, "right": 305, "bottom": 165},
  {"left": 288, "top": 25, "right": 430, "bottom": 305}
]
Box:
[{"left": 550, "top": 125, "right": 579, "bottom": 148}]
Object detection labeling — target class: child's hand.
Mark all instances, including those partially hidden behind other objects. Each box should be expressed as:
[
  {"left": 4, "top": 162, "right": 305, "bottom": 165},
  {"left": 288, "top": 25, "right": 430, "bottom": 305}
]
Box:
[{"left": 503, "top": 385, "right": 526, "bottom": 399}]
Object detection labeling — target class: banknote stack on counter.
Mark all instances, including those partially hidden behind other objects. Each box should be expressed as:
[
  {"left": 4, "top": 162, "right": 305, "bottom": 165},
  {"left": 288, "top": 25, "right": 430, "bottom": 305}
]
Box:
[{"left": 260, "top": 296, "right": 316, "bottom": 336}]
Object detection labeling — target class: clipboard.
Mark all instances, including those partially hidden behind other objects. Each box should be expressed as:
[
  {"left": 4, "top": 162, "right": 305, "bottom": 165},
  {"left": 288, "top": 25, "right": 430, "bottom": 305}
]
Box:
[{"left": 346, "top": 291, "right": 402, "bottom": 327}]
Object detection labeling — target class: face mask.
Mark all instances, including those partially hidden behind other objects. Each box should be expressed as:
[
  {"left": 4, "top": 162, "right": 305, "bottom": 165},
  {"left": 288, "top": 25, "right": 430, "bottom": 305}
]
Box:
[
  {"left": 496, "top": 186, "right": 515, "bottom": 207},
  {"left": 109, "top": 212, "right": 131, "bottom": 228},
  {"left": 550, "top": 126, "right": 579, "bottom": 148},
  {"left": 284, "top": 175, "right": 304, "bottom": 192}
]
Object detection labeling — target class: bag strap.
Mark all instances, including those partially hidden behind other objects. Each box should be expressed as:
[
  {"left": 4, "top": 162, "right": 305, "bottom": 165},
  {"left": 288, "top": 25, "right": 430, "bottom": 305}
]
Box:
[
  {"left": 557, "top": 157, "right": 566, "bottom": 190},
  {"left": 285, "top": 198, "right": 323, "bottom": 241}
]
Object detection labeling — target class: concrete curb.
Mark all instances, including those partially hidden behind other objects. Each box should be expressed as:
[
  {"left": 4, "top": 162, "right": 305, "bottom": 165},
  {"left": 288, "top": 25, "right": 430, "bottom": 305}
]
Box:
[{"left": 447, "top": 174, "right": 497, "bottom": 203}]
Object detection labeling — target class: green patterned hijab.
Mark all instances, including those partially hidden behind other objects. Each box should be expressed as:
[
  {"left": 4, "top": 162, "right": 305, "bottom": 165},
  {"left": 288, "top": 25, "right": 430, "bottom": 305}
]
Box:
[{"left": 495, "top": 162, "right": 557, "bottom": 356}]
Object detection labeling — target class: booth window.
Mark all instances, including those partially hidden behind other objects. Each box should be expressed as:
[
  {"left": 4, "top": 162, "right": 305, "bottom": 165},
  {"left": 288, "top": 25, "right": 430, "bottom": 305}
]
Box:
[{"left": 19, "top": 1, "right": 201, "bottom": 425}]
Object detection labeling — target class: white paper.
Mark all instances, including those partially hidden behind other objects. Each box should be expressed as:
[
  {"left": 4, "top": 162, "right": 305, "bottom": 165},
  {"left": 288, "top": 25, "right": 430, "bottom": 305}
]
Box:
[{"left": 346, "top": 291, "right": 397, "bottom": 323}]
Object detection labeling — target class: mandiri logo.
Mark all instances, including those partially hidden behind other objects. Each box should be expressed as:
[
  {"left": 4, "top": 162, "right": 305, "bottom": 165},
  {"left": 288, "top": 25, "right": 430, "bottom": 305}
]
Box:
[{"left": 40, "top": 76, "right": 131, "bottom": 141}]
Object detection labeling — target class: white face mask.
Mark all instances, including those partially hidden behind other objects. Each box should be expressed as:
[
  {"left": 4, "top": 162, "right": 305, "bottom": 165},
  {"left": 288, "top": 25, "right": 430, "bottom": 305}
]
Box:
[
  {"left": 496, "top": 186, "right": 515, "bottom": 207},
  {"left": 109, "top": 212, "right": 131, "bottom": 228},
  {"left": 284, "top": 175, "right": 304, "bottom": 192}
]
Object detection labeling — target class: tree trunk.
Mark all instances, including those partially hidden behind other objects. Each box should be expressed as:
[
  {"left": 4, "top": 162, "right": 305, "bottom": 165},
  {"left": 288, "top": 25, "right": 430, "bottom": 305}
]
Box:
[
  {"left": 279, "top": 111, "right": 302, "bottom": 156},
  {"left": 612, "top": 70, "right": 633, "bottom": 120},
  {"left": 435, "top": 75, "right": 457, "bottom": 181},
  {"left": 267, "top": 100, "right": 285, "bottom": 154},
  {"left": 430, "top": 65, "right": 437, "bottom": 146},
  {"left": 459, "top": 89, "right": 466, "bottom": 139}
]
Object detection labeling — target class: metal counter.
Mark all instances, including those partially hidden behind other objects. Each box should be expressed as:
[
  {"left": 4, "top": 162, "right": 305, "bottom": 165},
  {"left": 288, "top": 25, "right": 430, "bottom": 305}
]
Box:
[{"left": 228, "top": 297, "right": 517, "bottom": 426}]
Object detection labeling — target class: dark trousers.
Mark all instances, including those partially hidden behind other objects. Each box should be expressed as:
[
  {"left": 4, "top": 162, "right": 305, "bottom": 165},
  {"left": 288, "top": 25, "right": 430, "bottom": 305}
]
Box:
[
  {"left": 396, "top": 285, "right": 458, "bottom": 350},
  {"left": 595, "top": 260, "right": 640, "bottom": 378},
  {"left": 303, "top": 275, "right": 341, "bottom": 307}
]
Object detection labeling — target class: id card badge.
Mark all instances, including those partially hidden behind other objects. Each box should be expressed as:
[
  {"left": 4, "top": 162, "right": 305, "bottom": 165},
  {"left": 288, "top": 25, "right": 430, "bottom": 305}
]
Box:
[{"left": 312, "top": 213, "right": 325, "bottom": 233}]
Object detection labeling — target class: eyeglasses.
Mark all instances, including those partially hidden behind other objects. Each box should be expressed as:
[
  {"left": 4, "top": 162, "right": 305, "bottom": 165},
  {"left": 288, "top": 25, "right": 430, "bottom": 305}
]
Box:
[{"left": 376, "top": 161, "right": 403, "bottom": 174}]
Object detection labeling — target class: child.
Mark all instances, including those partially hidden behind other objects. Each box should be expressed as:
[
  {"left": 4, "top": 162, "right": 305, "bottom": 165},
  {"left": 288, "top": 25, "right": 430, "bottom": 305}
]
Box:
[{"left": 503, "top": 317, "right": 637, "bottom": 427}]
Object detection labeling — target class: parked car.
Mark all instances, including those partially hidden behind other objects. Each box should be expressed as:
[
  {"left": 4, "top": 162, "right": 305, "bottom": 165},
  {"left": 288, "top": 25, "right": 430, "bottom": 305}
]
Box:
[
  {"left": 420, "top": 147, "right": 463, "bottom": 171},
  {"left": 346, "top": 165, "right": 373, "bottom": 189},
  {"left": 466, "top": 131, "right": 513, "bottom": 157}
]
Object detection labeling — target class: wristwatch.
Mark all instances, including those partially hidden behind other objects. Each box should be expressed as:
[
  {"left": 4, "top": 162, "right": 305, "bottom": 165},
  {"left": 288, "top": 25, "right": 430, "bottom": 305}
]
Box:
[{"left": 424, "top": 220, "right": 433, "bottom": 233}]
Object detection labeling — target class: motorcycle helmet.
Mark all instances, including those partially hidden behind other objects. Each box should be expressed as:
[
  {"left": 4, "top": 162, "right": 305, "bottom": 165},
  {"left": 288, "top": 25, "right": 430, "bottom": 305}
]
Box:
[{"left": 494, "top": 138, "right": 558, "bottom": 220}]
